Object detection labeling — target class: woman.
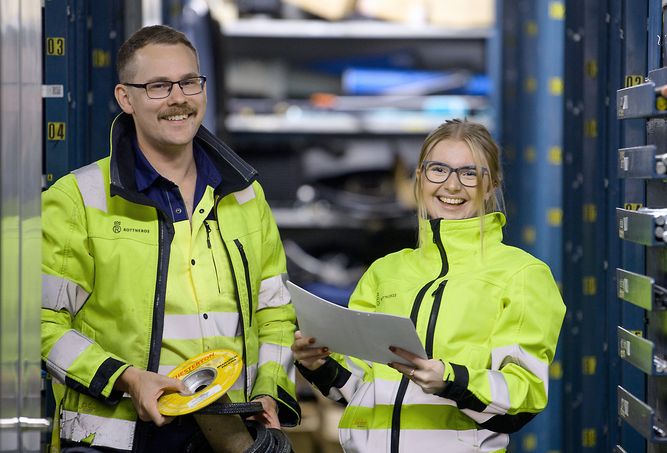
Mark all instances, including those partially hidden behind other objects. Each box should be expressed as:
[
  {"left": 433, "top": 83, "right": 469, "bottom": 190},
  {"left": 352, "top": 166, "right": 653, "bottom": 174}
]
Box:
[{"left": 292, "top": 119, "right": 565, "bottom": 453}]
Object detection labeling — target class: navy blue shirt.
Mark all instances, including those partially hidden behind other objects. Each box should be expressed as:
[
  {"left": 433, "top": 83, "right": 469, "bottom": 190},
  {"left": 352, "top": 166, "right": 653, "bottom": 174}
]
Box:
[{"left": 134, "top": 141, "right": 222, "bottom": 221}]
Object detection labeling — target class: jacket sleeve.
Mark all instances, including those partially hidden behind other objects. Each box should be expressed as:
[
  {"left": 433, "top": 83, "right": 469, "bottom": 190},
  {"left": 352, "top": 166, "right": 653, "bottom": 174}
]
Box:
[
  {"left": 297, "top": 264, "right": 378, "bottom": 405},
  {"left": 436, "top": 262, "right": 566, "bottom": 433},
  {"left": 41, "top": 180, "right": 129, "bottom": 403},
  {"left": 249, "top": 182, "right": 301, "bottom": 426}
]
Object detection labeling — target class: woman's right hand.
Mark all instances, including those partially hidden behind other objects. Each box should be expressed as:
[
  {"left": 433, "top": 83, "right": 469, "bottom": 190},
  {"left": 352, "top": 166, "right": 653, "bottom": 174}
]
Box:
[{"left": 291, "top": 330, "right": 331, "bottom": 371}]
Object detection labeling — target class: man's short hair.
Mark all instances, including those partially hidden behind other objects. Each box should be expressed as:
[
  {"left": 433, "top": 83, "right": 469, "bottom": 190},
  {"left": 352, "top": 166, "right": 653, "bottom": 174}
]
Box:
[{"left": 117, "top": 25, "right": 198, "bottom": 82}]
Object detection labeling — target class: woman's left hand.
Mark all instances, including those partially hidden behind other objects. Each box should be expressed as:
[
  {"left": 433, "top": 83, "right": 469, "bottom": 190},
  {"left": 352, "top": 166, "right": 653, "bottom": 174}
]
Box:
[{"left": 387, "top": 346, "right": 447, "bottom": 394}]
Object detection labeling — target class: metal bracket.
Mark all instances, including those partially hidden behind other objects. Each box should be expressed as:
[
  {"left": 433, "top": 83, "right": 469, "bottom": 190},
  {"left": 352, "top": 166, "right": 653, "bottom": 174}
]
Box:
[
  {"left": 618, "top": 326, "right": 667, "bottom": 375},
  {"left": 617, "top": 82, "right": 667, "bottom": 119},
  {"left": 617, "top": 268, "right": 667, "bottom": 311},
  {"left": 618, "top": 145, "right": 667, "bottom": 178},
  {"left": 618, "top": 386, "right": 667, "bottom": 443},
  {"left": 617, "top": 208, "right": 667, "bottom": 246}
]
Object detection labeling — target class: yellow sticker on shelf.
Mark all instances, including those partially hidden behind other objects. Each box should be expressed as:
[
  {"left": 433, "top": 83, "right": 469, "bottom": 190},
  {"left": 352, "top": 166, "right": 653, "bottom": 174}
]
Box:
[
  {"left": 548, "top": 146, "right": 562, "bottom": 165},
  {"left": 92, "top": 49, "right": 111, "bottom": 68},
  {"left": 624, "top": 74, "right": 644, "bottom": 87},
  {"left": 623, "top": 203, "right": 643, "bottom": 211},
  {"left": 547, "top": 208, "right": 563, "bottom": 226},
  {"left": 522, "top": 226, "right": 536, "bottom": 245},
  {"left": 550, "top": 360, "right": 563, "bottom": 379},
  {"left": 582, "top": 428, "right": 597, "bottom": 447},
  {"left": 549, "top": 2, "right": 565, "bottom": 20},
  {"left": 46, "top": 37, "right": 65, "bottom": 56},
  {"left": 583, "top": 203, "right": 597, "bottom": 223},
  {"left": 582, "top": 277, "right": 597, "bottom": 296},
  {"left": 47, "top": 122, "right": 66, "bottom": 141},
  {"left": 582, "top": 356, "right": 597, "bottom": 375}
]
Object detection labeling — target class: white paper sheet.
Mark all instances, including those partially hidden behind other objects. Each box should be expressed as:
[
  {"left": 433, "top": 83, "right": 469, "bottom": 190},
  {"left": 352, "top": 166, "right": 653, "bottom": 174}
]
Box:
[{"left": 287, "top": 281, "right": 427, "bottom": 366}]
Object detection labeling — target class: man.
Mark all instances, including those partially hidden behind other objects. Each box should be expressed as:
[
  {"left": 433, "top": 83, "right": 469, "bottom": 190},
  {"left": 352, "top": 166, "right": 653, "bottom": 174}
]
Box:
[{"left": 41, "top": 25, "right": 300, "bottom": 452}]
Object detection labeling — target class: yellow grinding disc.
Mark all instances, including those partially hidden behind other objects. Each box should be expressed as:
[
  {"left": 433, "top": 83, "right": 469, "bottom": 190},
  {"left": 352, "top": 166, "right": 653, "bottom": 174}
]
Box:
[{"left": 157, "top": 349, "right": 243, "bottom": 416}]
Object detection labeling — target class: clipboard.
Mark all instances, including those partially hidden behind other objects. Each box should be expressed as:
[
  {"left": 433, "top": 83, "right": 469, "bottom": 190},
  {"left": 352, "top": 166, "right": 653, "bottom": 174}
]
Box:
[{"left": 287, "top": 281, "right": 427, "bottom": 366}]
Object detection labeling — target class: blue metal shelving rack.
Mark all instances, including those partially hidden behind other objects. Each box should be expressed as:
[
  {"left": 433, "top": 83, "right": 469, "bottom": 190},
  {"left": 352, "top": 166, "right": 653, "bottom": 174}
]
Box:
[{"left": 501, "top": 1, "right": 564, "bottom": 452}]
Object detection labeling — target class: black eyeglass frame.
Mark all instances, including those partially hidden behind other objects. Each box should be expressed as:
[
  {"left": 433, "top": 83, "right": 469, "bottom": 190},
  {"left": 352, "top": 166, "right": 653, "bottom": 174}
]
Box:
[
  {"left": 122, "top": 75, "right": 207, "bottom": 99},
  {"left": 421, "top": 160, "right": 488, "bottom": 187}
]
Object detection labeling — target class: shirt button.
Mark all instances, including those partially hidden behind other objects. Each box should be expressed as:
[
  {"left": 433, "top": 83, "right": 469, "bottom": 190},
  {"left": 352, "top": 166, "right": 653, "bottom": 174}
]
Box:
[
  {"left": 203, "top": 313, "right": 208, "bottom": 320},
  {"left": 175, "top": 208, "right": 182, "bottom": 214},
  {"left": 191, "top": 259, "right": 195, "bottom": 265},
  {"left": 199, "top": 208, "right": 205, "bottom": 214}
]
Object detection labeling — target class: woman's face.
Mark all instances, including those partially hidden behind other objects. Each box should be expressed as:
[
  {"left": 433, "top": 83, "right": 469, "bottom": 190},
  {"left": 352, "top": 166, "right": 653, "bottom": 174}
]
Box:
[{"left": 419, "top": 139, "right": 489, "bottom": 220}]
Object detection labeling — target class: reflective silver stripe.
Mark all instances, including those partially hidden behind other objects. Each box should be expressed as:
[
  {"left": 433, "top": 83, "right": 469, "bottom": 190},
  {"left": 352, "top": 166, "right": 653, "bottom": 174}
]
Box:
[
  {"left": 231, "top": 364, "right": 257, "bottom": 393},
  {"left": 72, "top": 163, "right": 107, "bottom": 212},
  {"left": 491, "top": 344, "right": 549, "bottom": 395},
  {"left": 158, "top": 365, "right": 175, "bottom": 376},
  {"left": 42, "top": 273, "right": 90, "bottom": 314},
  {"left": 484, "top": 370, "right": 510, "bottom": 414},
  {"left": 46, "top": 330, "right": 94, "bottom": 383},
  {"left": 461, "top": 407, "right": 494, "bottom": 423},
  {"left": 350, "top": 378, "right": 458, "bottom": 408},
  {"left": 162, "top": 312, "right": 239, "bottom": 340},
  {"left": 258, "top": 343, "right": 294, "bottom": 379},
  {"left": 339, "top": 427, "right": 508, "bottom": 453},
  {"left": 258, "top": 274, "right": 290, "bottom": 310},
  {"left": 60, "top": 410, "right": 135, "bottom": 451},
  {"left": 233, "top": 186, "right": 255, "bottom": 205}
]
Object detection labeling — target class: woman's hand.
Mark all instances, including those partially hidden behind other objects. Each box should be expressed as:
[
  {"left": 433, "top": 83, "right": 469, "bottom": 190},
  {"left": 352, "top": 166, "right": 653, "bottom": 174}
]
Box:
[
  {"left": 291, "top": 330, "right": 330, "bottom": 371},
  {"left": 387, "top": 346, "right": 448, "bottom": 394}
]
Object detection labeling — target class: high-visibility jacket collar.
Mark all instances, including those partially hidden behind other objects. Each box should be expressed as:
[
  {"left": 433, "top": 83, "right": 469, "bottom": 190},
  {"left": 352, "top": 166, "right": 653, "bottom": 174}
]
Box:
[
  {"left": 107, "top": 113, "right": 258, "bottom": 202},
  {"left": 417, "top": 211, "right": 507, "bottom": 267}
]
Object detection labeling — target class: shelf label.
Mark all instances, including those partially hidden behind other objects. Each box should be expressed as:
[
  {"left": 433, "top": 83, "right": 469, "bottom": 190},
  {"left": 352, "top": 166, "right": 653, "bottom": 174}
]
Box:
[
  {"left": 46, "top": 37, "right": 65, "bottom": 56},
  {"left": 47, "top": 122, "right": 66, "bottom": 141},
  {"left": 92, "top": 49, "right": 111, "bottom": 68},
  {"left": 42, "top": 84, "right": 64, "bottom": 98},
  {"left": 624, "top": 75, "right": 643, "bottom": 87}
]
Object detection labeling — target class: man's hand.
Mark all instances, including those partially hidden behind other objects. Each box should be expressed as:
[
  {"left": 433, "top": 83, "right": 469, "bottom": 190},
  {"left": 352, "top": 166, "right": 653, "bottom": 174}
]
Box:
[
  {"left": 291, "top": 330, "right": 330, "bottom": 371},
  {"left": 115, "top": 366, "right": 188, "bottom": 427},
  {"left": 248, "top": 395, "right": 280, "bottom": 429}
]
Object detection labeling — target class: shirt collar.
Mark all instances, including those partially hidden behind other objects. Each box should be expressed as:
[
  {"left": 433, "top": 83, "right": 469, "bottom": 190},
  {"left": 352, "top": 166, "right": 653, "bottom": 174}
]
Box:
[{"left": 133, "top": 139, "right": 222, "bottom": 193}]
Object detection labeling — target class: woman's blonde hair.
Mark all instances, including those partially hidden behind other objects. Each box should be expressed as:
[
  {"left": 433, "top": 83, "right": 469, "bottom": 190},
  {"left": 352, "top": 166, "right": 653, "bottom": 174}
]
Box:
[{"left": 414, "top": 119, "right": 505, "bottom": 244}]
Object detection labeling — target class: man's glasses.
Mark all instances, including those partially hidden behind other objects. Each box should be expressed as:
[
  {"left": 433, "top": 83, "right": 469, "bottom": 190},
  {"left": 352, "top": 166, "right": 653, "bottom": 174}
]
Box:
[
  {"left": 123, "top": 76, "right": 206, "bottom": 99},
  {"left": 422, "top": 160, "right": 487, "bottom": 187}
]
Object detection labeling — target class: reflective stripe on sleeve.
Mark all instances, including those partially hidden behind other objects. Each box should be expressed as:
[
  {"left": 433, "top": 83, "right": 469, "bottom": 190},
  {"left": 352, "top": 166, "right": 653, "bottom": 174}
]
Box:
[
  {"left": 46, "top": 330, "right": 94, "bottom": 383},
  {"left": 72, "top": 163, "right": 107, "bottom": 212},
  {"left": 258, "top": 274, "right": 290, "bottom": 310},
  {"left": 60, "top": 410, "right": 135, "bottom": 451},
  {"left": 258, "top": 343, "right": 295, "bottom": 379},
  {"left": 42, "top": 273, "right": 90, "bottom": 314},
  {"left": 491, "top": 344, "right": 549, "bottom": 395},
  {"left": 233, "top": 186, "right": 255, "bottom": 205},
  {"left": 162, "top": 312, "right": 239, "bottom": 340},
  {"left": 231, "top": 364, "right": 258, "bottom": 392},
  {"left": 484, "top": 370, "right": 511, "bottom": 414}
]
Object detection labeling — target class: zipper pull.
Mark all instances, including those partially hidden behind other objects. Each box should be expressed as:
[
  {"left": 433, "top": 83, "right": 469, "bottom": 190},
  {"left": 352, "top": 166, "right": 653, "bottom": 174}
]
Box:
[
  {"left": 431, "top": 279, "right": 447, "bottom": 297},
  {"left": 204, "top": 221, "right": 212, "bottom": 249}
]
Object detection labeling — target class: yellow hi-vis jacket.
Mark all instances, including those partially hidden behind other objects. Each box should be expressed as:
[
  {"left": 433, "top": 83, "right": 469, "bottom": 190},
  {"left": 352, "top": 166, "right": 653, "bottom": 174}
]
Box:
[
  {"left": 41, "top": 114, "right": 300, "bottom": 452},
  {"left": 298, "top": 213, "right": 565, "bottom": 453}
]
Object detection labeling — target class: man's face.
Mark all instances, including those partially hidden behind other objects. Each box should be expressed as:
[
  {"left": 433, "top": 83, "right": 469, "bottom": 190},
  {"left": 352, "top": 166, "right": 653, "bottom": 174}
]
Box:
[{"left": 116, "top": 43, "right": 206, "bottom": 155}]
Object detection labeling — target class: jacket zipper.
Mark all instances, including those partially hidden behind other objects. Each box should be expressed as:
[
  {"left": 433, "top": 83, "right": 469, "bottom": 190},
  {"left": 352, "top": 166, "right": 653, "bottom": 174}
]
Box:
[
  {"left": 204, "top": 221, "right": 222, "bottom": 294},
  {"left": 390, "top": 219, "right": 449, "bottom": 453},
  {"left": 234, "top": 239, "right": 253, "bottom": 327},
  {"left": 134, "top": 213, "right": 173, "bottom": 452},
  {"left": 214, "top": 197, "right": 249, "bottom": 401}
]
